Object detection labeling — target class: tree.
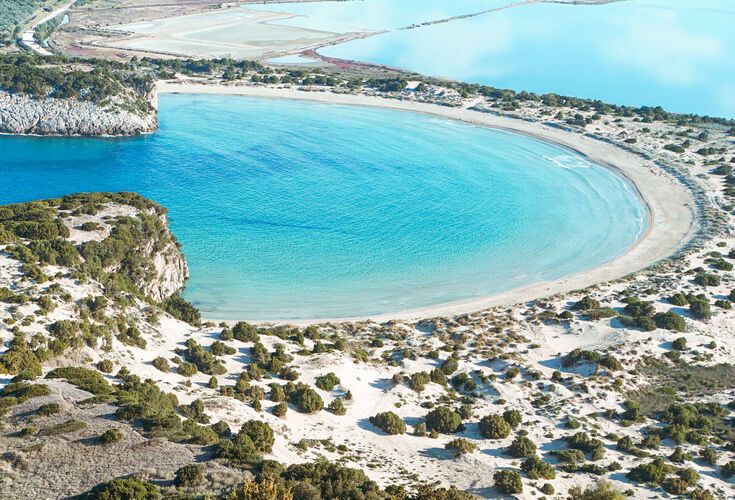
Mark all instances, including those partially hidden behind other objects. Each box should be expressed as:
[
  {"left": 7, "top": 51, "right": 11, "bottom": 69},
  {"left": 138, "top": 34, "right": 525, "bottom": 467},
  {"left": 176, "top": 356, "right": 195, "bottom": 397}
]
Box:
[
  {"left": 478, "top": 414, "right": 511, "bottom": 439},
  {"left": 369, "top": 412, "right": 406, "bottom": 435}
]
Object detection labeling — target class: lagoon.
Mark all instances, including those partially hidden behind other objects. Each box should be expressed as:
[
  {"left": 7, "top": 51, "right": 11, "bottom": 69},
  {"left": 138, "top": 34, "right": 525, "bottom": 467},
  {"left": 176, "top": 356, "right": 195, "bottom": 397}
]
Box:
[
  {"left": 260, "top": 0, "right": 735, "bottom": 117},
  {"left": 0, "top": 94, "right": 646, "bottom": 319}
]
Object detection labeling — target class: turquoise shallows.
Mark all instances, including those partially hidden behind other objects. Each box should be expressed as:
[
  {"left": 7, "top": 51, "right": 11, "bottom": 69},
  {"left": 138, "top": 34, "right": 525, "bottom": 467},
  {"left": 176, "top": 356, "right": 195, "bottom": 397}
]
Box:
[{"left": 0, "top": 94, "right": 646, "bottom": 319}]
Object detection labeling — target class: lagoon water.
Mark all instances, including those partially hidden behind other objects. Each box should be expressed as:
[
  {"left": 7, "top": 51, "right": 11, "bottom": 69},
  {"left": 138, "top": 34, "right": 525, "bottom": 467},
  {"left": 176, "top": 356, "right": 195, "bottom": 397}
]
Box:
[
  {"left": 0, "top": 94, "right": 646, "bottom": 319},
  {"left": 259, "top": 0, "right": 735, "bottom": 117}
]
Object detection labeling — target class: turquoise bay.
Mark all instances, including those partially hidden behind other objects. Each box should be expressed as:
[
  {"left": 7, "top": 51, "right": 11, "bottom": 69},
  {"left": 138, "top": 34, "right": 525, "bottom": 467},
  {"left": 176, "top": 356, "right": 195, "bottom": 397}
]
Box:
[{"left": 0, "top": 94, "right": 645, "bottom": 319}]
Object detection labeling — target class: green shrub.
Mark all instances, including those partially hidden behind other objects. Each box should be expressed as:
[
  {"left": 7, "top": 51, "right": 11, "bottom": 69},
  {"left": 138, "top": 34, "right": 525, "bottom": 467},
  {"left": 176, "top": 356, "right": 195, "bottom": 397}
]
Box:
[
  {"left": 174, "top": 464, "right": 203, "bottom": 488},
  {"left": 571, "top": 296, "right": 600, "bottom": 311},
  {"left": 39, "top": 418, "right": 87, "bottom": 436},
  {"left": 508, "top": 435, "right": 536, "bottom": 458},
  {"left": 232, "top": 322, "right": 259, "bottom": 342},
  {"left": 700, "top": 446, "right": 718, "bottom": 465},
  {"left": 36, "top": 402, "right": 60, "bottom": 416},
  {"left": 273, "top": 401, "right": 288, "bottom": 417},
  {"left": 540, "top": 483, "right": 554, "bottom": 495},
  {"left": 290, "top": 384, "right": 323, "bottom": 413},
  {"left": 624, "top": 300, "right": 655, "bottom": 317},
  {"left": 97, "top": 359, "right": 114, "bottom": 373},
  {"left": 161, "top": 294, "right": 201, "bottom": 326},
  {"left": 440, "top": 358, "right": 459, "bottom": 375},
  {"left": 567, "top": 480, "right": 625, "bottom": 500},
  {"left": 78, "top": 477, "right": 160, "bottom": 499},
  {"left": 503, "top": 409, "right": 522, "bottom": 428},
  {"left": 178, "top": 362, "right": 197, "bottom": 377},
  {"left": 478, "top": 414, "right": 511, "bottom": 439},
  {"left": 181, "top": 339, "right": 226, "bottom": 375},
  {"left": 216, "top": 432, "right": 262, "bottom": 466},
  {"left": 669, "top": 292, "right": 689, "bottom": 306},
  {"left": 551, "top": 449, "right": 585, "bottom": 464},
  {"left": 689, "top": 297, "right": 711, "bottom": 320},
  {"left": 239, "top": 420, "right": 274, "bottom": 453},
  {"left": 117, "top": 325, "right": 146, "bottom": 349},
  {"left": 315, "top": 373, "right": 340, "bottom": 391},
  {"left": 694, "top": 272, "right": 720, "bottom": 287},
  {"left": 425, "top": 407, "right": 462, "bottom": 434},
  {"left": 721, "top": 460, "right": 735, "bottom": 478},
  {"left": 327, "top": 398, "right": 346, "bottom": 416},
  {"left": 521, "top": 455, "right": 555, "bottom": 480},
  {"left": 46, "top": 366, "right": 112, "bottom": 395},
  {"left": 445, "top": 438, "right": 477, "bottom": 457},
  {"left": 152, "top": 356, "right": 170, "bottom": 372},
  {"left": 626, "top": 457, "right": 673, "bottom": 485},
  {"left": 651, "top": 311, "right": 685, "bottom": 332},
  {"left": 369, "top": 411, "right": 406, "bottom": 435},
  {"left": 493, "top": 469, "right": 522, "bottom": 494},
  {"left": 0, "top": 333, "right": 42, "bottom": 376},
  {"left": 99, "top": 428, "right": 123, "bottom": 444},
  {"left": 409, "top": 371, "right": 431, "bottom": 392}
]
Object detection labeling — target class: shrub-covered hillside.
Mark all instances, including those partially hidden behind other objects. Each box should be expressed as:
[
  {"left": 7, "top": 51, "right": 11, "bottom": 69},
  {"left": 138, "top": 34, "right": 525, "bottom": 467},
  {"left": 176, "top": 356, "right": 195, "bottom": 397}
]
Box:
[{"left": 0, "top": 0, "right": 46, "bottom": 45}]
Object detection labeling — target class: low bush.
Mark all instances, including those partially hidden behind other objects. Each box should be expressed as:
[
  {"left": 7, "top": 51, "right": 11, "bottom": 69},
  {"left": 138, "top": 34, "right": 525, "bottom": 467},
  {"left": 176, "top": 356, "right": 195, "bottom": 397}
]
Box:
[
  {"left": 369, "top": 411, "right": 406, "bottom": 435},
  {"left": 315, "top": 373, "right": 340, "bottom": 391},
  {"left": 152, "top": 356, "right": 170, "bottom": 372},
  {"left": 289, "top": 384, "right": 323, "bottom": 413},
  {"left": 425, "top": 407, "right": 462, "bottom": 434},
  {"left": 493, "top": 469, "right": 522, "bottom": 495},
  {"left": 445, "top": 438, "right": 477, "bottom": 457},
  {"left": 77, "top": 478, "right": 160, "bottom": 499},
  {"left": 478, "top": 414, "right": 511, "bottom": 439},
  {"left": 508, "top": 435, "right": 536, "bottom": 458},
  {"left": 46, "top": 366, "right": 112, "bottom": 395},
  {"left": 99, "top": 428, "right": 123, "bottom": 444},
  {"left": 174, "top": 463, "right": 203, "bottom": 488},
  {"left": 161, "top": 294, "right": 201, "bottom": 326},
  {"left": 521, "top": 455, "right": 555, "bottom": 480}
]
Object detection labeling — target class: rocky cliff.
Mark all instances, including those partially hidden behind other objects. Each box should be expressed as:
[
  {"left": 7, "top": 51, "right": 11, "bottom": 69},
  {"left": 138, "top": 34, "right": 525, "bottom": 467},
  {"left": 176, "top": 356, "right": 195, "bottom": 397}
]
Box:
[
  {"left": 0, "top": 90, "right": 158, "bottom": 136},
  {"left": 134, "top": 212, "right": 189, "bottom": 301}
]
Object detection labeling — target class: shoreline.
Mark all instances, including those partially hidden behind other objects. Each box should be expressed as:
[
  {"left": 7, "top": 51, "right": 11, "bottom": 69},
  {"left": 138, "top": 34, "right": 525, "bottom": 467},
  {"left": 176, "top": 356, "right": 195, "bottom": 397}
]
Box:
[{"left": 158, "top": 82, "right": 698, "bottom": 325}]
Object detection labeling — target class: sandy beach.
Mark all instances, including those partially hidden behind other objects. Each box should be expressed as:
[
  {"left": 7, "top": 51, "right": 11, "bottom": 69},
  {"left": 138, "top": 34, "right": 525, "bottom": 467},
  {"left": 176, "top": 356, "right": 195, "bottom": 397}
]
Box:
[{"left": 158, "top": 82, "right": 697, "bottom": 324}]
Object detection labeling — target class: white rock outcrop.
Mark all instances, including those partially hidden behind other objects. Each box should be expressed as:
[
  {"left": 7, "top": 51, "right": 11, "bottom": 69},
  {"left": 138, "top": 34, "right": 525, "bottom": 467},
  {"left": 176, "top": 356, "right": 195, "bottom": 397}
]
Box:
[{"left": 0, "top": 91, "right": 157, "bottom": 136}]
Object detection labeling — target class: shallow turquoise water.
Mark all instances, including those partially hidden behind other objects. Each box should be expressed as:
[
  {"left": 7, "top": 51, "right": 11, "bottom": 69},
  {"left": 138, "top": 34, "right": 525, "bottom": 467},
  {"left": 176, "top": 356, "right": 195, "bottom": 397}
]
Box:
[
  {"left": 260, "top": 0, "right": 735, "bottom": 117},
  {"left": 0, "top": 94, "right": 645, "bottom": 319}
]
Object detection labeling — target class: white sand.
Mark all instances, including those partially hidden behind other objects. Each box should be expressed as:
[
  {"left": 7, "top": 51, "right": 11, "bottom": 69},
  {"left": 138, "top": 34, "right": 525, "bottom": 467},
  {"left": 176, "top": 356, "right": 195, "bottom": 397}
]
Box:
[
  {"left": 158, "top": 82, "right": 697, "bottom": 324},
  {"left": 105, "top": 7, "right": 345, "bottom": 60}
]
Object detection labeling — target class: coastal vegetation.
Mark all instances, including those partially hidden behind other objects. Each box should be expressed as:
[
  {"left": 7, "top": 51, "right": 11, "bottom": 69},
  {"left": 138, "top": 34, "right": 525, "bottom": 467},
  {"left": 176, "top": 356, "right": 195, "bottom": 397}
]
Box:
[
  {"left": 3, "top": 21, "right": 735, "bottom": 496},
  {"left": 0, "top": 0, "right": 45, "bottom": 44}
]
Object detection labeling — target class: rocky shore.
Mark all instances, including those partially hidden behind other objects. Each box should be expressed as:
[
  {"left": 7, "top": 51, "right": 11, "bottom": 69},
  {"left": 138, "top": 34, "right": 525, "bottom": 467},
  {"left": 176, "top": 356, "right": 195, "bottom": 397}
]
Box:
[{"left": 0, "top": 90, "right": 158, "bottom": 136}]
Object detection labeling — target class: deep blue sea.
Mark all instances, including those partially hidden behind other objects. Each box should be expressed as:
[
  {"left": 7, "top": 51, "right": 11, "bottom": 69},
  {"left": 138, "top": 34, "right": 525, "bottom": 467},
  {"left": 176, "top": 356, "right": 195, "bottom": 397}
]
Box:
[
  {"left": 0, "top": 94, "right": 645, "bottom": 319},
  {"left": 256, "top": 0, "right": 735, "bottom": 117}
]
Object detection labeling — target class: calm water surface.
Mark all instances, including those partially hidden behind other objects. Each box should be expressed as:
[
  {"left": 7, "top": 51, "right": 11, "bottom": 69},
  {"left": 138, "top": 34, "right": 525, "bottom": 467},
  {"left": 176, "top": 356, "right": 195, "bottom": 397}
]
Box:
[
  {"left": 258, "top": 0, "right": 735, "bottom": 117},
  {"left": 0, "top": 94, "right": 645, "bottom": 319}
]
